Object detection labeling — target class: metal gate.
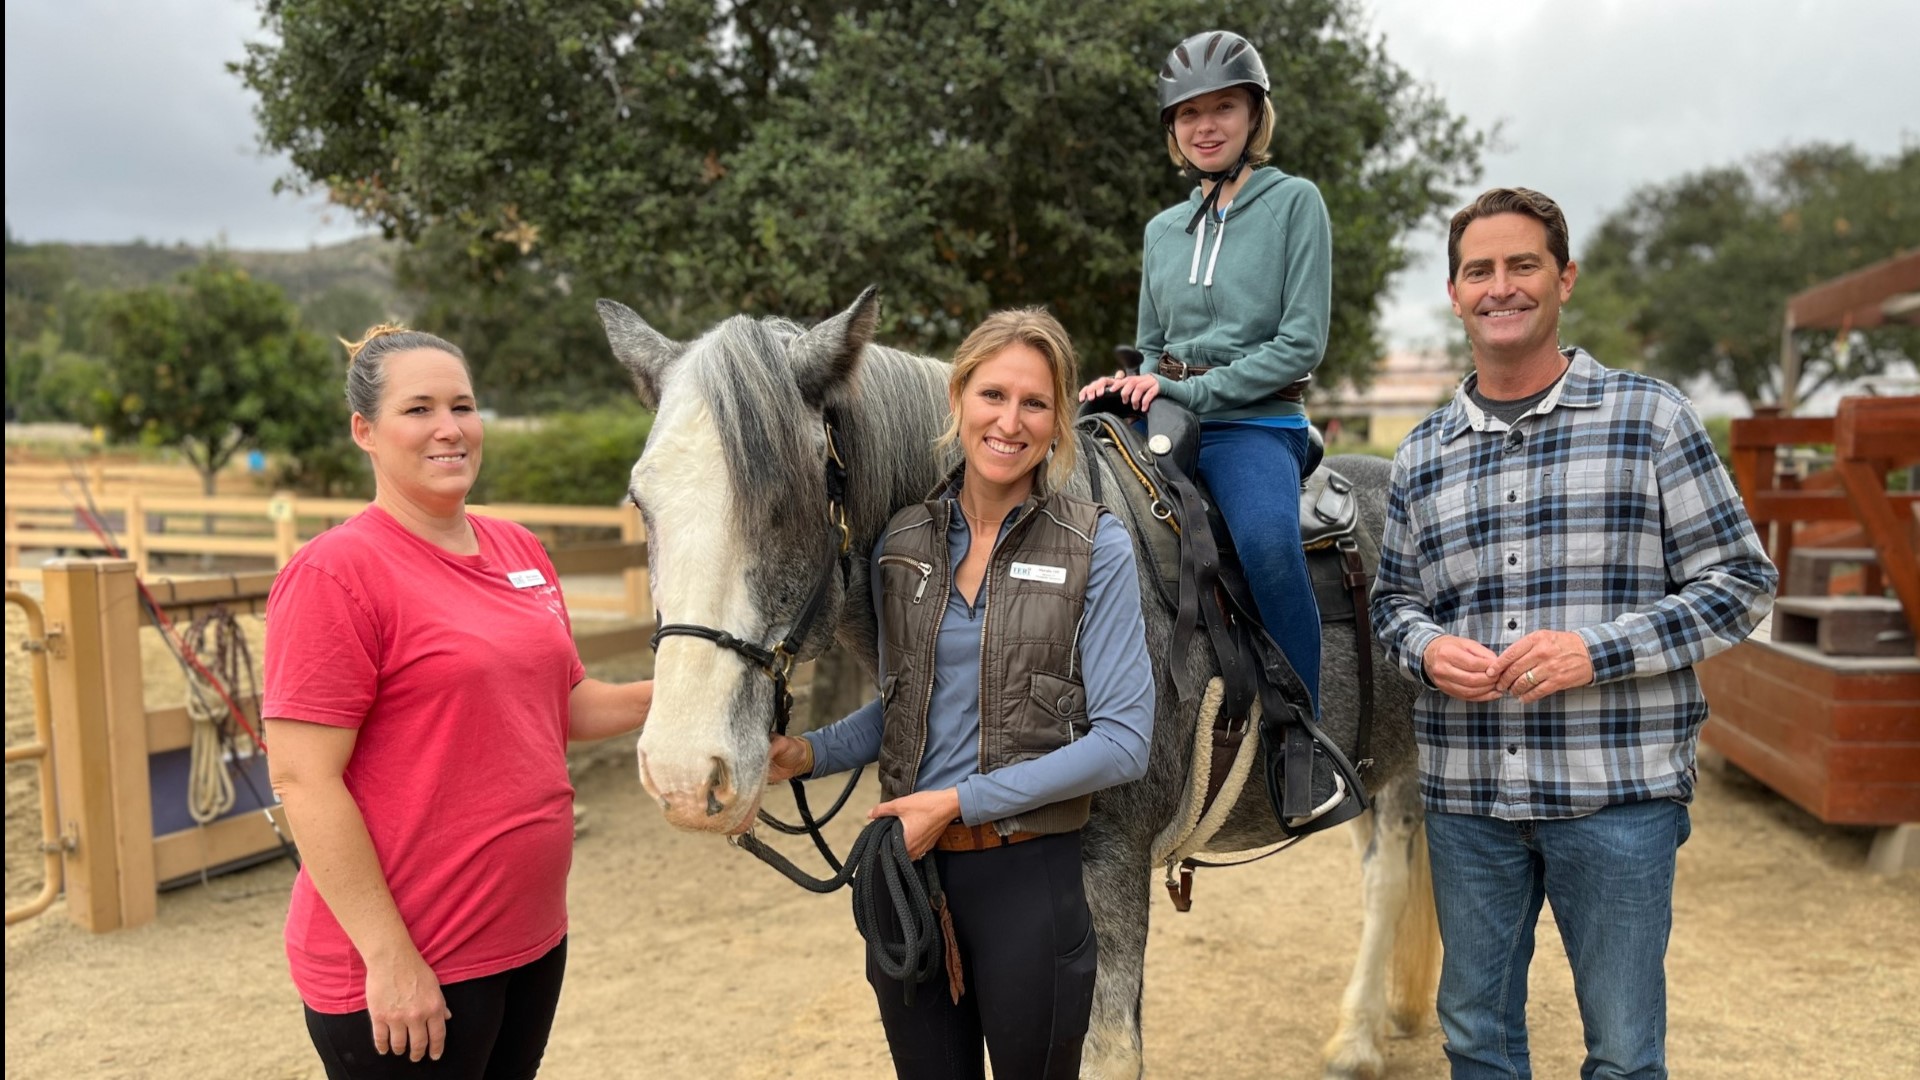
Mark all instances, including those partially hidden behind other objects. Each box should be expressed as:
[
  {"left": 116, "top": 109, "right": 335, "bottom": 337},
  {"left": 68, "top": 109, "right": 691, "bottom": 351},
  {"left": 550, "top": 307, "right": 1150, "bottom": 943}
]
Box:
[{"left": 5, "top": 590, "right": 68, "bottom": 925}]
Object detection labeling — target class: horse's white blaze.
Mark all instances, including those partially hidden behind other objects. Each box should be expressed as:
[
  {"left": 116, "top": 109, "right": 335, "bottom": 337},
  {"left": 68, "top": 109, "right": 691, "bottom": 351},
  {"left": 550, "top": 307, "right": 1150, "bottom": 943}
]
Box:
[{"left": 632, "top": 391, "right": 764, "bottom": 830}]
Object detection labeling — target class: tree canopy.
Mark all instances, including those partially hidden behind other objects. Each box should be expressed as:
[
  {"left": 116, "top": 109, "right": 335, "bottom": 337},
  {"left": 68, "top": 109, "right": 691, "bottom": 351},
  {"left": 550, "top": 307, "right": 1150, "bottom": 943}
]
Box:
[
  {"left": 91, "top": 262, "right": 344, "bottom": 493},
  {"left": 237, "top": 0, "right": 1483, "bottom": 407},
  {"left": 1566, "top": 143, "right": 1920, "bottom": 406}
]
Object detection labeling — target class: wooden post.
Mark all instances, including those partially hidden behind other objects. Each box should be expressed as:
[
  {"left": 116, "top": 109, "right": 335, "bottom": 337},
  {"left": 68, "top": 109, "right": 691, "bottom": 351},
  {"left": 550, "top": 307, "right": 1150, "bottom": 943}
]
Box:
[
  {"left": 271, "top": 492, "right": 300, "bottom": 567},
  {"left": 124, "top": 492, "right": 149, "bottom": 577},
  {"left": 39, "top": 560, "right": 157, "bottom": 931},
  {"left": 621, "top": 501, "right": 650, "bottom": 624},
  {"left": 98, "top": 561, "right": 156, "bottom": 926}
]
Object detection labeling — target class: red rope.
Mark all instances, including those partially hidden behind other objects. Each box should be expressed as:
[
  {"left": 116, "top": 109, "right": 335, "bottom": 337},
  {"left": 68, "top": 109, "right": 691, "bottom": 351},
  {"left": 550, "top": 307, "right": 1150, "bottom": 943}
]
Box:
[{"left": 69, "top": 502, "right": 270, "bottom": 756}]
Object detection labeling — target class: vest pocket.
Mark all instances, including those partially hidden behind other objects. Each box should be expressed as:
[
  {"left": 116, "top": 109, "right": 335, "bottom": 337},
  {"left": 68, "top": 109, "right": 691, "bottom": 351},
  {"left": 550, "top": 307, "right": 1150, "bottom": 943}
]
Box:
[{"left": 1021, "top": 670, "right": 1090, "bottom": 751}]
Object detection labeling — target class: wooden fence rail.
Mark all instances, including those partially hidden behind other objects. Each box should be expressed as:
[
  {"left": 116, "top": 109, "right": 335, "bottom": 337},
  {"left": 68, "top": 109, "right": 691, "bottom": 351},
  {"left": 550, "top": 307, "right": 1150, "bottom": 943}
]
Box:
[
  {"left": 4, "top": 487, "right": 650, "bottom": 624},
  {"left": 25, "top": 560, "right": 656, "bottom": 931}
]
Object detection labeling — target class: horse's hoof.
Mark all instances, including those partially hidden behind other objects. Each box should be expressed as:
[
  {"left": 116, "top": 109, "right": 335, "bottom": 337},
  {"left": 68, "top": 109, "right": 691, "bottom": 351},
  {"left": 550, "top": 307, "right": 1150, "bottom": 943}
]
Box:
[{"left": 1319, "top": 1037, "right": 1385, "bottom": 1080}]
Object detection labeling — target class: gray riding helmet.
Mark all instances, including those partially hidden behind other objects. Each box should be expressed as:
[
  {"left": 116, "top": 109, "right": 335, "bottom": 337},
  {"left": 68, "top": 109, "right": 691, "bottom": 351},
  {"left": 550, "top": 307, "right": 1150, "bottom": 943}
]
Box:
[{"left": 1157, "top": 30, "right": 1270, "bottom": 123}]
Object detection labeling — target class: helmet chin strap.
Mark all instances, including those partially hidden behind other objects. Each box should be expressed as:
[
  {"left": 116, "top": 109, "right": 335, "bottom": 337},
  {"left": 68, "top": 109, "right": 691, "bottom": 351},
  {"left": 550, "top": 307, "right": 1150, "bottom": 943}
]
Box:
[{"left": 1184, "top": 149, "right": 1250, "bottom": 235}]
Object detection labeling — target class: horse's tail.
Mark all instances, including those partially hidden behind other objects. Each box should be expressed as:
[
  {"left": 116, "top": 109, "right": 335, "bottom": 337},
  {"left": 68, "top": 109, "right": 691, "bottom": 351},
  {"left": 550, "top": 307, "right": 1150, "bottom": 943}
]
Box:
[{"left": 1387, "top": 819, "right": 1441, "bottom": 1034}]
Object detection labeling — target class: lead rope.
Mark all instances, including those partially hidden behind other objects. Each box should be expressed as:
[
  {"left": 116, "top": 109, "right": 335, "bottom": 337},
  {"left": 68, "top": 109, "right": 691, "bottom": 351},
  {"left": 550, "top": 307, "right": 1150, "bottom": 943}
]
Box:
[{"left": 734, "top": 818, "right": 951, "bottom": 1005}]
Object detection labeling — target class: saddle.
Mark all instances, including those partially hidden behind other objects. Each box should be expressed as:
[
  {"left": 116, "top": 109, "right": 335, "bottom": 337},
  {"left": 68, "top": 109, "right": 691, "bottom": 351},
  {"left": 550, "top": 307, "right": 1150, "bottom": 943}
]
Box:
[{"left": 1076, "top": 387, "right": 1375, "bottom": 901}]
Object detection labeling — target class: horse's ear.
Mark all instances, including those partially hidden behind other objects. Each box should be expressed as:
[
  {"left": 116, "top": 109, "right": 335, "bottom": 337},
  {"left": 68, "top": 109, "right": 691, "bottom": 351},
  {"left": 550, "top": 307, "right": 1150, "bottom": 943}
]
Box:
[
  {"left": 791, "top": 286, "right": 879, "bottom": 408},
  {"left": 596, "top": 298, "right": 685, "bottom": 410}
]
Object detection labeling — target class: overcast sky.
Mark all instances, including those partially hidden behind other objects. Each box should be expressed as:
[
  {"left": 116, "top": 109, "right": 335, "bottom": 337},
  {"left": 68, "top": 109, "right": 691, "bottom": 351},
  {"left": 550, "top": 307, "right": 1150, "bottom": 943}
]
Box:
[{"left": 5, "top": 0, "right": 1916, "bottom": 350}]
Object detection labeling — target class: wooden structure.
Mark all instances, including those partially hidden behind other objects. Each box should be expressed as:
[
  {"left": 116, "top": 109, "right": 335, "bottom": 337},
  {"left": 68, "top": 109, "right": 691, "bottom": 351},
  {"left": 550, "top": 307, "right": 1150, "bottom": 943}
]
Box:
[
  {"left": 1777, "top": 250, "right": 1920, "bottom": 414},
  {"left": 17, "top": 560, "right": 657, "bottom": 932},
  {"left": 3, "top": 485, "right": 651, "bottom": 625},
  {"left": 1700, "top": 395, "right": 1920, "bottom": 872}
]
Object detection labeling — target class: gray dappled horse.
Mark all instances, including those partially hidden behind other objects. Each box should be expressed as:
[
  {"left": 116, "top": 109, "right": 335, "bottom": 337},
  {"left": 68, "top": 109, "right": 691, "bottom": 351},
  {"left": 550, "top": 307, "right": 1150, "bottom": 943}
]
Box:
[{"left": 599, "top": 290, "right": 1437, "bottom": 1080}]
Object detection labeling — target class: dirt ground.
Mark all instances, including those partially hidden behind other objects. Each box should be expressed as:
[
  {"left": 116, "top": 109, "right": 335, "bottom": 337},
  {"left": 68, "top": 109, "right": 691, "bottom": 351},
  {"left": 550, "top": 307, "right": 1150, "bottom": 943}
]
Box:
[{"left": 5, "top": 596, "right": 1917, "bottom": 1080}]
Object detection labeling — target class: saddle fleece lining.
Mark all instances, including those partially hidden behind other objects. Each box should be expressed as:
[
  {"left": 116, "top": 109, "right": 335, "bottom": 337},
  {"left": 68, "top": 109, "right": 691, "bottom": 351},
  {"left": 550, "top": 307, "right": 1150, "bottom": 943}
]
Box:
[{"left": 1150, "top": 677, "right": 1284, "bottom": 869}]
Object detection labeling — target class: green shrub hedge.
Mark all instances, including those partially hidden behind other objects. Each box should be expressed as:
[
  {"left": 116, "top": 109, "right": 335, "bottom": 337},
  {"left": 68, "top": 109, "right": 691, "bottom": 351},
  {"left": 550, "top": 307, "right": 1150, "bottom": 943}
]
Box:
[{"left": 471, "top": 405, "right": 653, "bottom": 507}]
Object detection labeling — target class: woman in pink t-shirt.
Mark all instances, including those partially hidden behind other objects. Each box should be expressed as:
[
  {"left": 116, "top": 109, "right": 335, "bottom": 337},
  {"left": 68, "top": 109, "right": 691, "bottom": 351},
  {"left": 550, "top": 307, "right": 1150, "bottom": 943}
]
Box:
[{"left": 264, "top": 324, "right": 652, "bottom": 1078}]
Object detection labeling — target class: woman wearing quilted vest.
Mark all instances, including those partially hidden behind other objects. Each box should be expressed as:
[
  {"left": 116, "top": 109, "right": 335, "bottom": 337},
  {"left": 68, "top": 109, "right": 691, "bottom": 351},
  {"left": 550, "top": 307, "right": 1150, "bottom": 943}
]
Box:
[
  {"left": 1079, "top": 29, "right": 1331, "bottom": 713},
  {"left": 768, "top": 308, "right": 1155, "bottom": 1079}
]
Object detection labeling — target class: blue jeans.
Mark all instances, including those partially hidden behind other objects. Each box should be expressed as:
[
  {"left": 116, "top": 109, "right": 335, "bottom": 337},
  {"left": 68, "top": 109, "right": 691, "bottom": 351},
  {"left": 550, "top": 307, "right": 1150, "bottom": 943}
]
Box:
[
  {"left": 1427, "top": 800, "right": 1692, "bottom": 1080},
  {"left": 1196, "top": 422, "right": 1320, "bottom": 712}
]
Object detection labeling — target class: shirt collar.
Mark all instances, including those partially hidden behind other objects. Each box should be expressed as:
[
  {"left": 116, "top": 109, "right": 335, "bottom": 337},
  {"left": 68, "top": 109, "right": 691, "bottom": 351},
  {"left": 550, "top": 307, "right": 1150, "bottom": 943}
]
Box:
[{"left": 1439, "top": 347, "right": 1605, "bottom": 443}]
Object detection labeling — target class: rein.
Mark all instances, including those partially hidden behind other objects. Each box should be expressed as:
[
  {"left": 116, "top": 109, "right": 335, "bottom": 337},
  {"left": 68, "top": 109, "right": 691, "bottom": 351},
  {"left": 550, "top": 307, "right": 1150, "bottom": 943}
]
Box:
[{"left": 647, "top": 416, "right": 950, "bottom": 1004}]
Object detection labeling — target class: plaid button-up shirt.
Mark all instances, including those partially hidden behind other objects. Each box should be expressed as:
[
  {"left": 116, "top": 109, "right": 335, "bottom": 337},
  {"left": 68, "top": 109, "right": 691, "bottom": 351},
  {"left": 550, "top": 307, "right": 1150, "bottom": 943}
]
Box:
[{"left": 1370, "top": 350, "right": 1777, "bottom": 820}]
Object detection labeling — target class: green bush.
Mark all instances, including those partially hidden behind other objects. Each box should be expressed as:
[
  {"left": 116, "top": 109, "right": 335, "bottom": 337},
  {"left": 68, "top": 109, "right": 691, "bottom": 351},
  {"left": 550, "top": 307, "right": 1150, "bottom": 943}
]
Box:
[{"left": 471, "top": 405, "right": 653, "bottom": 507}]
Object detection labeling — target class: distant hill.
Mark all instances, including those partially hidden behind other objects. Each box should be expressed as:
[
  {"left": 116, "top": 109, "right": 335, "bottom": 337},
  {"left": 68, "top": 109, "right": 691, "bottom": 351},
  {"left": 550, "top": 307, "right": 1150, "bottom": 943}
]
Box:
[{"left": 53, "top": 235, "right": 401, "bottom": 309}]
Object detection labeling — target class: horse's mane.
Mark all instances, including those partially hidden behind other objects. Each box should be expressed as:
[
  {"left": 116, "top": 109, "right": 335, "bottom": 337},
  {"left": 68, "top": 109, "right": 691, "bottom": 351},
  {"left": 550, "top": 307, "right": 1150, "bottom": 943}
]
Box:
[{"left": 681, "top": 314, "right": 952, "bottom": 546}]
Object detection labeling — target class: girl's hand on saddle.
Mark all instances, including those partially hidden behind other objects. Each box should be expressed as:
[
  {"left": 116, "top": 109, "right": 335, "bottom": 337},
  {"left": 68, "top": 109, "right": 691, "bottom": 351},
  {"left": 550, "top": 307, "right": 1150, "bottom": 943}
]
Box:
[
  {"left": 870, "top": 788, "right": 963, "bottom": 860},
  {"left": 1079, "top": 374, "right": 1161, "bottom": 412},
  {"left": 766, "top": 734, "right": 813, "bottom": 784}
]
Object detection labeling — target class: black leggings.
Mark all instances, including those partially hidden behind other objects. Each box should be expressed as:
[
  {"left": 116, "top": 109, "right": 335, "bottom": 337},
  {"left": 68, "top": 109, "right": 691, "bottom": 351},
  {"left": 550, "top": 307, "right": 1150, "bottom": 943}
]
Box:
[
  {"left": 870, "top": 832, "right": 1098, "bottom": 1080},
  {"left": 303, "top": 937, "right": 567, "bottom": 1080}
]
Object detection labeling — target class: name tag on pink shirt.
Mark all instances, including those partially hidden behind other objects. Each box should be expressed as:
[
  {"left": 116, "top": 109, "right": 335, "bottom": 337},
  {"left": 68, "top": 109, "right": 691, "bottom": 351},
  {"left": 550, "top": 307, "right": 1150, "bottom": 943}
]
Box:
[{"left": 508, "top": 569, "right": 548, "bottom": 589}]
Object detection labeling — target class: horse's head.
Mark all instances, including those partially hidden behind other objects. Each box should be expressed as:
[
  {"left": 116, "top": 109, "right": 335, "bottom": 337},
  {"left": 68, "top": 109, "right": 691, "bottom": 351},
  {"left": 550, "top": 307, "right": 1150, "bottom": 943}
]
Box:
[{"left": 596, "top": 290, "right": 879, "bottom": 833}]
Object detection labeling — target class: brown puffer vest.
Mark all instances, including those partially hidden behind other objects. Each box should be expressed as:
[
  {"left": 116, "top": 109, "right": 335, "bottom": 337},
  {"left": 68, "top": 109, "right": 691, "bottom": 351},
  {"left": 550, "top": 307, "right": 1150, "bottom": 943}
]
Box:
[{"left": 873, "top": 485, "right": 1107, "bottom": 837}]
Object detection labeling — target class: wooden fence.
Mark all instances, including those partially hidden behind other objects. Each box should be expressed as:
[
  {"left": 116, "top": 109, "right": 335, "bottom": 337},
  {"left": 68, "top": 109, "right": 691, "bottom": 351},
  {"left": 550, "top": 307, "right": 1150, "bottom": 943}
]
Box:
[
  {"left": 17, "top": 560, "right": 659, "bottom": 932},
  {"left": 4, "top": 485, "right": 651, "bottom": 624}
]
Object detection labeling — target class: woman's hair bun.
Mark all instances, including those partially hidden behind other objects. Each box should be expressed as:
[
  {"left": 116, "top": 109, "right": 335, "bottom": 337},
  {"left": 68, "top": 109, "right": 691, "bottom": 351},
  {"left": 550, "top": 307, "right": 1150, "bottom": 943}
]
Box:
[{"left": 341, "top": 323, "right": 413, "bottom": 367}]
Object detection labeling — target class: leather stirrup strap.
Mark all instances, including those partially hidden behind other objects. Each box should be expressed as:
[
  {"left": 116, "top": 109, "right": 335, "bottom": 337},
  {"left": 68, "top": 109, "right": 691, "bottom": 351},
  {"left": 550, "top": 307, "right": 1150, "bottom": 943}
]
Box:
[{"left": 1339, "top": 538, "right": 1374, "bottom": 771}]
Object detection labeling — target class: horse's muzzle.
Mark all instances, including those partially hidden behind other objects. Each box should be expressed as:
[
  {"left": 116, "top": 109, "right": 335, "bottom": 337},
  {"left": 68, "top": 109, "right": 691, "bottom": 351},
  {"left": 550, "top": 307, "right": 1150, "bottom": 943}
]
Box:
[{"left": 639, "top": 749, "right": 753, "bottom": 833}]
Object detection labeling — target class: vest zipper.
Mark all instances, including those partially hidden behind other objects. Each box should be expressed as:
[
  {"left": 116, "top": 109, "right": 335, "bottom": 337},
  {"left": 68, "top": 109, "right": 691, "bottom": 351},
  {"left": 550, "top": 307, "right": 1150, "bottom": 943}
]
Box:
[
  {"left": 907, "top": 505, "right": 949, "bottom": 793},
  {"left": 977, "top": 556, "right": 993, "bottom": 779},
  {"left": 877, "top": 554, "right": 934, "bottom": 602}
]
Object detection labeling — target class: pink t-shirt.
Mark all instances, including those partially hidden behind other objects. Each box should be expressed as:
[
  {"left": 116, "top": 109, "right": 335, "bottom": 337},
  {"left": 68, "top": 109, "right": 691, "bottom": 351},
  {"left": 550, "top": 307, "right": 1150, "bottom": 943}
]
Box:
[{"left": 263, "top": 505, "right": 585, "bottom": 1013}]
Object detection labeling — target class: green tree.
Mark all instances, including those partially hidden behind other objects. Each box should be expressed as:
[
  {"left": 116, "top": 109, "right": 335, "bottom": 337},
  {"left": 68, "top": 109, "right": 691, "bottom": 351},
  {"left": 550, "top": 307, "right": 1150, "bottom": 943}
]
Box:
[
  {"left": 237, "top": 0, "right": 1483, "bottom": 390},
  {"left": 91, "top": 262, "right": 345, "bottom": 494},
  {"left": 1578, "top": 143, "right": 1920, "bottom": 406}
]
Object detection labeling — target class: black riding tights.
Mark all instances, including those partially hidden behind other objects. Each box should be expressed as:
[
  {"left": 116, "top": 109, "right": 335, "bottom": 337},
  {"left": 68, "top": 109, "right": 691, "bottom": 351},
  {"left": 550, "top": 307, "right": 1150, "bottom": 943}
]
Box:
[
  {"left": 303, "top": 937, "right": 567, "bottom": 1080},
  {"left": 870, "top": 831, "right": 1099, "bottom": 1080}
]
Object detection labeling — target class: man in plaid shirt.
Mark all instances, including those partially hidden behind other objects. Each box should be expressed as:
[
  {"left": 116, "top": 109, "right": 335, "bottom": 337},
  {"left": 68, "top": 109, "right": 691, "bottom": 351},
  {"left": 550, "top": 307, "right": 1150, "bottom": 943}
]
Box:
[{"left": 1370, "top": 187, "right": 1776, "bottom": 1080}]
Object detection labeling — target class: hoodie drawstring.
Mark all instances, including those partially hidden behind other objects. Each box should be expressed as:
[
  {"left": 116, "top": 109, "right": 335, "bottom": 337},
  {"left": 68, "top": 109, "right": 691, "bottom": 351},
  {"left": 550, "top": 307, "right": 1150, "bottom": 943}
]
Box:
[
  {"left": 1204, "top": 213, "right": 1225, "bottom": 287},
  {"left": 1188, "top": 209, "right": 1227, "bottom": 287}
]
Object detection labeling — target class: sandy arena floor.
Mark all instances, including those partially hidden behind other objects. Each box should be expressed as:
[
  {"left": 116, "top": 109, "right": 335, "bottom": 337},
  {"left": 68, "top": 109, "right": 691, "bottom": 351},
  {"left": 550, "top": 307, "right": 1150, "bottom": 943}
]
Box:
[{"left": 6, "top": 600, "right": 1917, "bottom": 1079}]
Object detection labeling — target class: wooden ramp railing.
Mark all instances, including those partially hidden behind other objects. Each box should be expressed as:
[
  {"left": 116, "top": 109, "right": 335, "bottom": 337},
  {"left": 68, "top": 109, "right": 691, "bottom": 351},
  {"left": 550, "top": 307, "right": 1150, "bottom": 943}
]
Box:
[{"left": 1731, "top": 396, "right": 1920, "bottom": 656}]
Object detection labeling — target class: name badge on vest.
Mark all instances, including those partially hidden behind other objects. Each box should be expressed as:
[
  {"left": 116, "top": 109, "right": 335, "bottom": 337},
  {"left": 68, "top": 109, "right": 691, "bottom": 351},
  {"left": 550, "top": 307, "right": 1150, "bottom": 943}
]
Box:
[
  {"left": 1009, "top": 561, "right": 1067, "bottom": 585},
  {"left": 507, "top": 569, "right": 548, "bottom": 589}
]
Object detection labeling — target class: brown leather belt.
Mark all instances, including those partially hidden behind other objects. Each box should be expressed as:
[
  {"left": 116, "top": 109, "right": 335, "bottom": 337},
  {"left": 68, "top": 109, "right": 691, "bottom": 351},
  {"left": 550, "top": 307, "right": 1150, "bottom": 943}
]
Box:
[
  {"left": 1157, "top": 356, "right": 1310, "bottom": 403},
  {"left": 933, "top": 822, "right": 1043, "bottom": 852}
]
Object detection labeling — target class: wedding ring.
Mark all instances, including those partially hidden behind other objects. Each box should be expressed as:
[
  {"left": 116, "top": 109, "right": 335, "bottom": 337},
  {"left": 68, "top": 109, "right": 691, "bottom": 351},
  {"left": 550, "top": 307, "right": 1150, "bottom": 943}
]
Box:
[{"left": 1523, "top": 668, "right": 1538, "bottom": 687}]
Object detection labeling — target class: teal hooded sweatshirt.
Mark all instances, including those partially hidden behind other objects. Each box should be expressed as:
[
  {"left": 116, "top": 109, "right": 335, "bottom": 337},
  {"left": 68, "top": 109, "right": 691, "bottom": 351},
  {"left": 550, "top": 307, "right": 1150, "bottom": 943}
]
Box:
[{"left": 1138, "top": 166, "right": 1333, "bottom": 422}]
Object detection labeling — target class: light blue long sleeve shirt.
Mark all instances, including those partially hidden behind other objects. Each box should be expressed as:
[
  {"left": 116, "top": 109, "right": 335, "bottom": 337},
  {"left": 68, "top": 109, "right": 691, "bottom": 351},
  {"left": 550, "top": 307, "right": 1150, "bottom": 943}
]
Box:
[{"left": 803, "top": 506, "right": 1155, "bottom": 826}]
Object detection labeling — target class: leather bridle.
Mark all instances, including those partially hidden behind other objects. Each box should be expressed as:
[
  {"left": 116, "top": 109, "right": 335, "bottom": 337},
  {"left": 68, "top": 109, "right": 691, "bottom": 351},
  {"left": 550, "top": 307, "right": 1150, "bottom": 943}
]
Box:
[{"left": 645, "top": 415, "right": 864, "bottom": 854}]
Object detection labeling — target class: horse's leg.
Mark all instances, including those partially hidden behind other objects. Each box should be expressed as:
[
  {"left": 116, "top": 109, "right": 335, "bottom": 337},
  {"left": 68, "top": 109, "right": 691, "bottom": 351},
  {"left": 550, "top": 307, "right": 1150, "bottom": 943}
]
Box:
[
  {"left": 1321, "top": 775, "right": 1436, "bottom": 1080},
  {"left": 1080, "top": 838, "right": 1150, "bottom": 1080}
]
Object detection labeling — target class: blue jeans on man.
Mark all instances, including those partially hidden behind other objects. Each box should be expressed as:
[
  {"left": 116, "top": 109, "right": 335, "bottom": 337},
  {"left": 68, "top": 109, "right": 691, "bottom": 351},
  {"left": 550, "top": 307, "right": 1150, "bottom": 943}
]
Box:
[{"left": 1426, "top": 798, "right": 1692, "bottom": 1080}]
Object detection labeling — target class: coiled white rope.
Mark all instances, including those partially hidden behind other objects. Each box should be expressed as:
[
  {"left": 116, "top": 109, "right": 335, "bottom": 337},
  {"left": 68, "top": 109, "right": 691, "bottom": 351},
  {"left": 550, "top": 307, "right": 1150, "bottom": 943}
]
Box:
[{"left": 182, "top": 607, "right": 252, "bottom": 825}]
